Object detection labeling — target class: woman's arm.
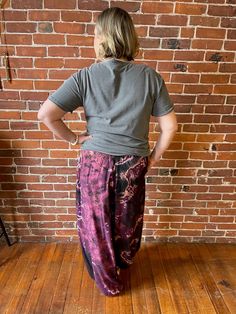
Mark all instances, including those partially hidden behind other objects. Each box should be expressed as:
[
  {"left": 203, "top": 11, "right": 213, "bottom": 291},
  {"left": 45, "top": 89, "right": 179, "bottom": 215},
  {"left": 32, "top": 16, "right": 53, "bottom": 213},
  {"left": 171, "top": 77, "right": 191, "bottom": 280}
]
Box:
[
  {"left": 148, "top": 110, "right": 178, "bottom": 170},
  {"left": 38, "top": 99, "right": 91, "bottom": 145}
]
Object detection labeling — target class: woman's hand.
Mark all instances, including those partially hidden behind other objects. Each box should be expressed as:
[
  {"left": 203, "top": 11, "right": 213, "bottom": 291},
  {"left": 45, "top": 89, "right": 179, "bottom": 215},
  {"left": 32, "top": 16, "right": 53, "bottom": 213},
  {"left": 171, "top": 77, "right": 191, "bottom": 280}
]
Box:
[
  {"left": 78, "top": 132, "right": 92, "bottom": 144},
  {"left": 147, "top": 153, "right": 160, "bottom": 171}
]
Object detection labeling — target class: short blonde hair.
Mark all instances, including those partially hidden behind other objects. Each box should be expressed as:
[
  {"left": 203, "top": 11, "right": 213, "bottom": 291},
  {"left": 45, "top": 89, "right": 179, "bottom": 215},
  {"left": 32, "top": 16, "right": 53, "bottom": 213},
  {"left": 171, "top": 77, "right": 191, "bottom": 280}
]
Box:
[{"left": 96, "top": 7, "right": 139, "bottom": 61}]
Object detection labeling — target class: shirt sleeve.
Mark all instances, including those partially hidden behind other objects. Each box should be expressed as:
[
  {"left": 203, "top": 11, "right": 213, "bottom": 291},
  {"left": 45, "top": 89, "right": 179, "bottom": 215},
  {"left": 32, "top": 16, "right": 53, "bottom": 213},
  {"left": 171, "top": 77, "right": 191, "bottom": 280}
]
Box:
[
  {"left": 48, "top": 71, "right": 83, "bottom": 113},
  {"left": 151, "top": 76, "right": 174, "bottom": 117}
]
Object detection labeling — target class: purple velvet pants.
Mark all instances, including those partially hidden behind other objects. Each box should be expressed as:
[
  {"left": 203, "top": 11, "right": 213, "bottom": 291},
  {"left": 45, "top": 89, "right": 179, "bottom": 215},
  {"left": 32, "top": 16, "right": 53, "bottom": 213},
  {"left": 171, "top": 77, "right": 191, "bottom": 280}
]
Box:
[{"left": 76, "top": 150, "right": 148, "bottom": 296}]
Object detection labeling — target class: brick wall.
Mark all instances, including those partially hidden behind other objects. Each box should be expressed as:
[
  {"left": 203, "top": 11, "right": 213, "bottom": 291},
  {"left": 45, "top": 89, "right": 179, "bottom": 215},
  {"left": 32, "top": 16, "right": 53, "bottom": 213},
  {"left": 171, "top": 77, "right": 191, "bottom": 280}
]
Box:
[{"left": 0, "top": 0, "right": 235, "bottom": 243}]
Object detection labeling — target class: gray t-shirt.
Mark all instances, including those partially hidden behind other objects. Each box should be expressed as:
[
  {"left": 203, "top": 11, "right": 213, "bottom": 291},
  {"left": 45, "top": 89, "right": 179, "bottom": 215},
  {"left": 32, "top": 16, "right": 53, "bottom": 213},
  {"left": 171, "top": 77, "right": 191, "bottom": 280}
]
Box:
[{"left": 49, "top": 58, "right": 174, "bottom": 156}]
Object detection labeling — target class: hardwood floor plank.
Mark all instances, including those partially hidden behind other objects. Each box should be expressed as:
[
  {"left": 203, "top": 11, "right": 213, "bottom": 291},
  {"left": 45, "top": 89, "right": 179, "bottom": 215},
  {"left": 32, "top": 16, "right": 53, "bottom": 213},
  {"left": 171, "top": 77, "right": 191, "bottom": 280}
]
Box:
[
  {"left": 139, "top": 245, "right": 161, "bottom": 314},
  {"left": 91, "top": 280, "right": 106, "bottom": 314},
  {"left": 157, "top": 243, "right": 189, "bottom": 313},
  {"left": 105, "top": 293, "right": 121, "bottom": 314},
  {"left": 146, "top": 243, "right": 178, "bottom": 314},
  {"left": 118, "top": 268, "right": 133, "bottom": 314},
  {"left": 177, "top": 243, "right": 217, "bottom": 314},
  {"left": 3, "top": 243, "right": 45, "bottom": 314},
  {"left": 0, "top": 243, "right": 44, "bottom": 313},
  {"left": 204, "top": 244, "right": 236, "bottom": 314},
  {"left": 20, "top": 242, "right": 57, "bottom": 314},
  {"left": 0, "top": 243, "right": 23, "bottom": 287},
  {"left": 76, "top": 253, "right": 94, "bottom": 314},
  {"left": 63, "top": 245, "right": 85, "bottom": 314},
  {"left": 130, "top": 252, "right": 148, "bottom": 314},
  {"left": 32, "top": 243, "right": 66, "bottom": 314},
  {"left": 48, "top": 243, "right": 77, "bottom": 314},
  {"left": 187, "top": 243, "right": 231, "bottom": 314}
]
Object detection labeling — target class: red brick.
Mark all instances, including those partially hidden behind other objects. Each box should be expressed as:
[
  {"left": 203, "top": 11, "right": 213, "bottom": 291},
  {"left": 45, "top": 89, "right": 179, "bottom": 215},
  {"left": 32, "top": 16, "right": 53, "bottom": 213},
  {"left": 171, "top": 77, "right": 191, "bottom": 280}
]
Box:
[
  {"left": 157, "top": 15, "right": 187, "bottom": 26},
  {"left": 142, "top": 2, "right": 174, "bottom": 14},
  {"left": 79, "top": 48, "right": 96, "bottom": 58},
  {"left": 219, "top": 63, "right": 236, "bottom": 73},
  {"left": 48, "top": 47, "right": 79, "bottom": 57},
  {"left": 5, "top": 34, "right": 32, "bottom": 45},
  {"left": 17, "top": 69, "right": 47, "bottom": 79},
  {"left": 184, "top": 85, "right": 213, "bottom": 94},
  {"left": 228, "top": 30, "right": 236, "bottom": 39},
  {"left": 149, "top": 27, "right": 179, "bottom": 38},
  {"left": 194, "top": 115, "right": 220, "bottom": 124},
  {"left": 224, "top": 41, "right": 236, "bottom": 51},
  {"left": 6, "top": 22, "right": 37, "bottom": 33},
  {"left": 50, "top": 150, "right": 77, "bottom": 158},
  {"left": 12, "top": 140, "right": 40, "bottom": 149},
  {"left": 61, "top": 11, "right": 92, "bottom": 22},
  {"left": 214, "top": 85, "right": 236, "bottom": 94},
  {"left": 25, "top": 131, "right": 53, "bottom": 139},
  {"left": 136, "top": 26, "right": 148, "bottom": 37},
  {"left": 206, "top": 51, "right": 234, "bottom": 62},
  {"left": 200, "top": 74, "right": 230, "bottom": 84},
  {"left": 190, "top": 16, "right": 220, "bottom": 27},
  {"left": 197, "top": 95, "right": 225, "bottom": 104},
  {"left": 0, "top": 121, "right": 9, "bottom": 129},
  {"left": 217, "top": 153, "right": 236, "bottom": 161},
  {"left": 162, "top": 39, "right": 191, "bottom": 50},
  {"left": 33, "top": 34, "right": 65, "bottom": 45},
  {"left": 34, "top": 58, "right": 64, "bottom": 68},
  {"left": 210, "top": 125, "right": 236, "bottom": 133},
  {"left": 221, "top": 18, "right": 236, "bottom": 28},
  {"left": 8, "top": 57, "right": 33, "bottom": 68},
  {"left": 64, "top": 58, "right": 93, "bottom": 69},
  {"left": 192, "top": 39, "right": 223, "bottom": 50},
  {"left": 54, "top": 23, "right": 85, "bottom": 34},
  {"left": 78, "top": 0, "right": 108, "bottom": 10},
  {"left": 20, "top": 91, "right": 48, "bottom": 101},
  {"left": 171, "top": 74, "right": 199, "bottom": 83},
  {"left": 44, "top": 0, "right": 76, "bottom": 9},
  {"left": 227, "top": 96, "right": 236, "bottom": 104},
  {"left": 137, "top": 38, "right": 160, "bottom": 49},
  {"left": 208, "top": 5, "right": 236, "bottom": 17},
  {"left": 110, "top": 1, "right": 140, "bottom": 12},
  {"left": 188, "top": 63, "right": 218, "bottom": 73},
  {"left": 16, "top": 47, "right": 46, "bottom": 57},
  {"left": 196, "top": 27, "right": 226, "bottom": 39},
  {"left": 3, "top": 80, "right": 33, "bottom": 90},
  {"left": 0, "top": 111, "right": 21, "bottom": 119},
  {"left": 29, "top": 11, "right": 60, "bottom": 21},
  {"left": 231, "top": 75, "right": 236, "bottom": 84},
  {"left": 67, "top": 35, "right": 95, "bottom": 47},
  {"left": 38, "top": 23, "right": 53, "bottom": 33},
  {"left": 176, "top": 3, "right": 207, "bottom": 15},
  {"left": 34, "top": 81, "right": 62, "bottom": 91},
  {"left": 183, "top": 125, "right": 209, "bottom": 133},
  {"left": 131, "top": 14, "right": 156, "bottom": 25},
  {"left": 10, "top": 122, "right": 38, "bottom": 130},
  {"left": 49, "top": 70, "right": 75, "bottom": 80},
  {"left": 144, "top": 50, "right": 173, "bottom": 60},
  {"left": 4, "top": 10, "right": 27, "bottom": 21},
  {"left": 174, "top": 51, "right": 204, "bottom": 61},
  {"left": 181, "top": 28, "right": 195, "bottom": 38},
  {"left": 12, "top": 0, "right": 42, "bottom": 9},
  {"left": 205, "top": 105, "right": 233, "bottom": 114}
]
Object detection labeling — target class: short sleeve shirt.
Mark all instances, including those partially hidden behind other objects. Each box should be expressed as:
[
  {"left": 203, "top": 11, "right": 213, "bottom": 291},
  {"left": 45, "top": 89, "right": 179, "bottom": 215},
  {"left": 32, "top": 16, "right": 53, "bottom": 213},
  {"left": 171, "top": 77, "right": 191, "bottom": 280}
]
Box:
[{"left": 49, "top": 59, "right": 174, "bottom": 156}]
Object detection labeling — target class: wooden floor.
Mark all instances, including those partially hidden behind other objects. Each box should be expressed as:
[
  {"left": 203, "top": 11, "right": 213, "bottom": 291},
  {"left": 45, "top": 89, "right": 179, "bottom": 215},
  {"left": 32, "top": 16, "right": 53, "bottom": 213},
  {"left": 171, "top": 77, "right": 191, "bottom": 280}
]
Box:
[{"left": 0, "top": 242, "right": 236, "bottom": 314}]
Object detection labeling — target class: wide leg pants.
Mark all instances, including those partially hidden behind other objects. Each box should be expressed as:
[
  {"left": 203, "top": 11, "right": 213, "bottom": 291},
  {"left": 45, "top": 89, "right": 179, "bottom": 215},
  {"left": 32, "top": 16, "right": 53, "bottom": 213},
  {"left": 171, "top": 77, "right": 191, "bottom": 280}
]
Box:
[{"left": 76, "top": 150, "right": 148, "bottom": 296}]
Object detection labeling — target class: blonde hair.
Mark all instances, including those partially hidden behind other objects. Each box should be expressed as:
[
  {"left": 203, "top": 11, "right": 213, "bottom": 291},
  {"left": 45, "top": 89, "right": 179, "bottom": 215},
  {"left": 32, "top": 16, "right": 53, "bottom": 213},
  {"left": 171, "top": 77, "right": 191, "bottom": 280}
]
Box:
[{"left": 96, "top": 7, "right": 139, "bottom": 61}]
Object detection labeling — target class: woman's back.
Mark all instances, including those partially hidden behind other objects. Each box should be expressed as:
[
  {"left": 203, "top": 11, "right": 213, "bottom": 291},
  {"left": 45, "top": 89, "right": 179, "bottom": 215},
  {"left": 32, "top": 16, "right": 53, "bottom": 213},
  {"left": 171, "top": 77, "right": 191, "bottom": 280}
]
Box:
[{"left": 49, "top": 58, "right": 173, "bottom": 156}]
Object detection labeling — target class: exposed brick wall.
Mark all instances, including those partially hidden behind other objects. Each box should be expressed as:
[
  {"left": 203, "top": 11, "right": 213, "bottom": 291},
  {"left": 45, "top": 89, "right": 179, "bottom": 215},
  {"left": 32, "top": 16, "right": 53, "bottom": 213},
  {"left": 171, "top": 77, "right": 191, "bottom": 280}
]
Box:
[{"left": 0, "top": 0, "right": 235, "bottom": 243}]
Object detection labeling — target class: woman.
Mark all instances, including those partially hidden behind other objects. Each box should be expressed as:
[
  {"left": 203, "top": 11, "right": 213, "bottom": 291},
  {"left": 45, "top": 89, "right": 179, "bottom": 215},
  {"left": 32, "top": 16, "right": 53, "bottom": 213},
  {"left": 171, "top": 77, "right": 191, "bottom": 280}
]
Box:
[{"left": 38, "top": 7, "right": 178, "bottom": 296}]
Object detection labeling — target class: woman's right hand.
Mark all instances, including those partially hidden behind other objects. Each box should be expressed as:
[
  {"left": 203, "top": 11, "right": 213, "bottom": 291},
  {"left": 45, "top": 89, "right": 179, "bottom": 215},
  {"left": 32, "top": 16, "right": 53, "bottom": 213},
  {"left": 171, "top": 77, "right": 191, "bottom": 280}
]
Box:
[{"left": 79, "top": 132, "right": 92, "bottom": 144}]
